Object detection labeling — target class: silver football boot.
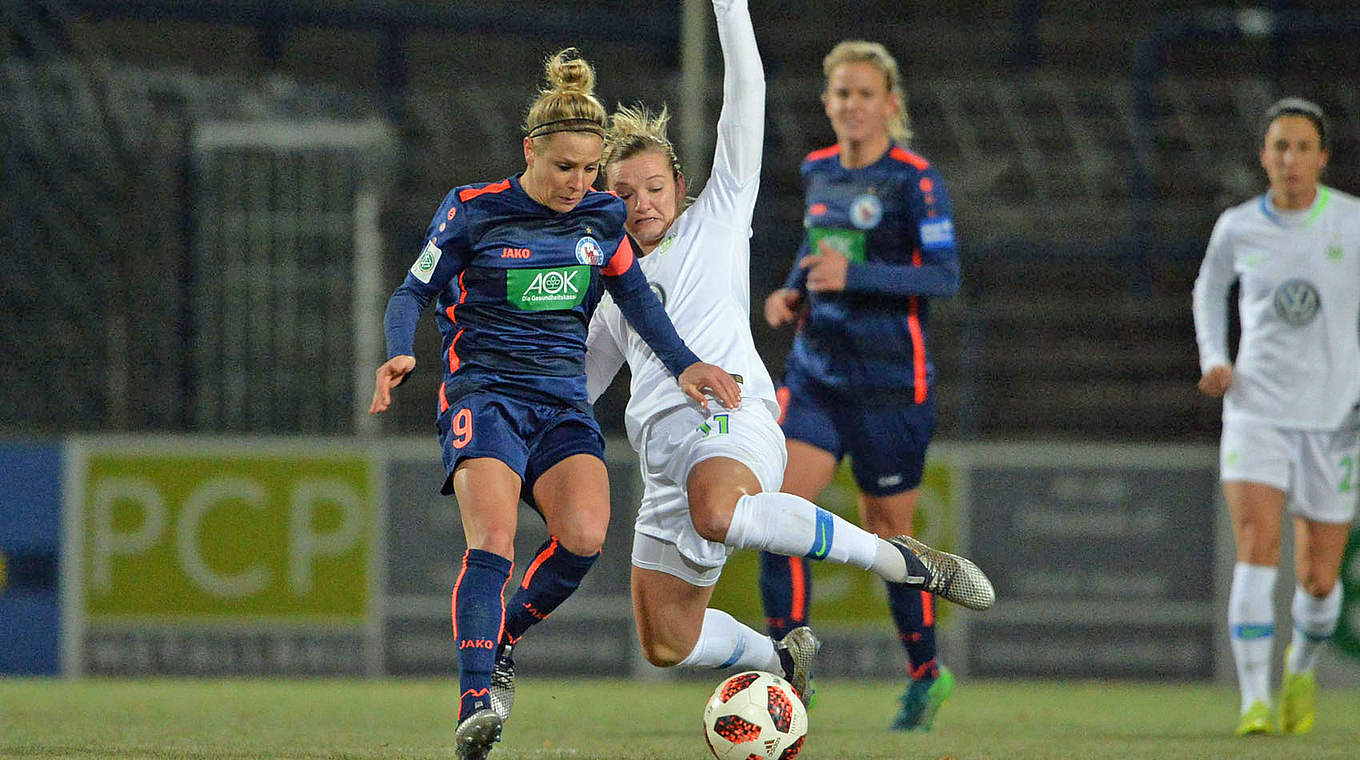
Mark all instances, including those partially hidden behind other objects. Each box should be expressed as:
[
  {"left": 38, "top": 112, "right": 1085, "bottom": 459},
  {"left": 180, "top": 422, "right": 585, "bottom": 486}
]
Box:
[
  {"left": 453, "top": 708, "right": 502, "bottom": 760},
  {"left": 774, "top": 625, "right": 822, "bottom": 707},
  {"left": 890, "top": 534, "right": 995, "bottom": 611}
]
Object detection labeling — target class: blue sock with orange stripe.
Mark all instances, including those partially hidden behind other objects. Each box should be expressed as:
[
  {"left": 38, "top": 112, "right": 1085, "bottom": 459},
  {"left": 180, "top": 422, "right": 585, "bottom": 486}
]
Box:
[
  {"left": 454, "top": 548, "right": 512, "bottom": 721},
  {"left": 500, "top": 537, "right": 598, "bottom": 645},
  {"left": 759, "top": 551, "right": 811, "bottom": 640},
  {"left": 886, "top": 581, "right": 939, "bottom": 680}
]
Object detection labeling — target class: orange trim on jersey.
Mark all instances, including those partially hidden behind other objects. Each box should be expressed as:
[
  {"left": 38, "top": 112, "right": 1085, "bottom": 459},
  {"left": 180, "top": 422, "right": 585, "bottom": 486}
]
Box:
[
  {"left": 907, "top": 246, "right": 927, "bottom": 403},
  {"left": 921, "top": 591, "right": 934, "bottom": 626},
  {"left": 602, "top": 235, "right": 635, "bottom": 277},
  {"left": 889, "top": 146, "right": 930, "bottom": 170},
  {"left": 805, "top": 144, "right": 840, "bottom": 162},
  {"left": 446, "top": 271, "right": 468, "bottom": 323},
  {"left": 907, "top": 297, "right": 927, "bottom": 403},
  {"left": 790, "top": 557, "right": 807, "bottom": 621},
  {"left": 438, "top": 381, "right": 449, "bottom": 414},
  {"left": 458, "top": 179, "right": 511, "bottom": 203},
  {"left": 519, "top": 536, "right": 560, "bottom": 590},
  {"left": 447, "top": 328, "right": 465, "bottom": 374},
  {"left": 775, "top": 386, "right": 791, "bottom": 426}
]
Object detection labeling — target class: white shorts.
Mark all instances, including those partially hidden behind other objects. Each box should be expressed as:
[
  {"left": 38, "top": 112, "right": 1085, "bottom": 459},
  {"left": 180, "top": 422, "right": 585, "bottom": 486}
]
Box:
[
  {"left": 1220, "top": 417, "right": 1359, "bottom": 523},
  {"left": 631, "top": 401, "right": 787, "bottom": 583}
]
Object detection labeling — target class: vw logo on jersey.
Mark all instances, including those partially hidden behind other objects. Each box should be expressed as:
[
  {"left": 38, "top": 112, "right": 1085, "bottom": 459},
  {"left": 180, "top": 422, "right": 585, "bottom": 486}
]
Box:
[
  {"left": 649, "top": 282, "right": 667, "bottom": 307},
  {"left": 849, "top": 193, "right": 883, "bottom": 229},
  {"left": 575, "top": 236, "right": 604, "bottom": 266},
  {"left": 1273, "top": 279, "right": 1321, "bottom": 326}
]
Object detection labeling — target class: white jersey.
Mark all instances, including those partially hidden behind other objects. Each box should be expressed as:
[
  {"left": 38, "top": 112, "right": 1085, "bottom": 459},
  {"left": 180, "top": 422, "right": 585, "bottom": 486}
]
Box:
[
  {"left": 1192, "top": 185, "right": 1360, "bottom": 430},
  {"left": 586, "top": 0, "right": 778, "bottom": 450}
]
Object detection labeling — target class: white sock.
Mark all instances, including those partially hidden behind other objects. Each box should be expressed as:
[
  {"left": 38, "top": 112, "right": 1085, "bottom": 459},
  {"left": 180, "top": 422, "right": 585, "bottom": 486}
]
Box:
[
  {"left": 676, "top": 608, "right": 781, "bottom": 673},
  {"left": 1287, "top": 583, "right": 1341, "bottom": 674},
  {"left": 724, "top": 492, "right": 907, "bottom": 581},
  {"left": 1228, "top": 562, "right": 1277, "bottom": 713}
]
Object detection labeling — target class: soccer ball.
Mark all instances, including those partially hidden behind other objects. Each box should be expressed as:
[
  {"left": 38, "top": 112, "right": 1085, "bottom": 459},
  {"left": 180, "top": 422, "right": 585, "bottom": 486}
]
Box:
[{"left": 702, "top": 671, "right": 807, "bottom": 760}]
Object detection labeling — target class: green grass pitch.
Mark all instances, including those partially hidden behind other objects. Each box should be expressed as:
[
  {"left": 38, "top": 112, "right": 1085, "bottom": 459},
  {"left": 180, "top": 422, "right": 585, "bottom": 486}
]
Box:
[{"left": 3, "top": 676, "right": 1359, "bottom": 759}]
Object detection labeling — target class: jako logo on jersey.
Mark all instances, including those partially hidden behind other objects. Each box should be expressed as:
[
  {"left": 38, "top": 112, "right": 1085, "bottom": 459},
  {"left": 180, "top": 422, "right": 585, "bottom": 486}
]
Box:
[
  {"left": 410, "top": 239, "right": 442, "bottom": 284},
  {"left": 506, "top": 265, "right": 590, "bottom": 311},
  {"left": 850, "top": 193, "right": 883, "bottom": 229},
  {"left": 1273, "top": 279, "right": 1321, "bottom": 326},
  {"left": 459, "top": 639, "right": 496, "bottom": 650},
  {"left": 501, "top": 247, "right": 531, "bottom": 259},
  {"left": 575, "top": 235, "right": 604, "bottom": 265}
]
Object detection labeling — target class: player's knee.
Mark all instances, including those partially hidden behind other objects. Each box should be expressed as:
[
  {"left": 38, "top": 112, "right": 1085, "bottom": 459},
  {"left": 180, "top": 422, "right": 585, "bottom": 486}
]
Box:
[
  {"left": 638, "top": 636, "right": 687, "bottom": 668},
  {"left": 1297, "top": 571, "right": 1336, "bottom": 598},
  {"left": 553, "top": 517, "right": 607, "bottom": 556},
  {"left": 689, "top": 497, "right": 735, "bottom": 543}
]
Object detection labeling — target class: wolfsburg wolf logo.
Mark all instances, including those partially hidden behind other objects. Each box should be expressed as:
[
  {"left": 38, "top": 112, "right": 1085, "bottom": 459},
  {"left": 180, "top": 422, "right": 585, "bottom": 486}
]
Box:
[{"left": 1272, "top": 279, "right": 1320, "bottom": 326}]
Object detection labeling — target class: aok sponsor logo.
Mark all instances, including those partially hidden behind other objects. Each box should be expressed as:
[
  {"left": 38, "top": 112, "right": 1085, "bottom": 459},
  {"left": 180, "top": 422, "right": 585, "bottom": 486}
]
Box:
[{"left": 507, "top": 265, "right": 590, "bottom": 311}]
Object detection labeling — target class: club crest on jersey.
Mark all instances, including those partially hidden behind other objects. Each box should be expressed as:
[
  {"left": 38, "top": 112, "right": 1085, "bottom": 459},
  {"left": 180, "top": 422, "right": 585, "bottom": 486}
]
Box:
[
  {"left": 575, "top": 235, "right": 604, "bottom": 265},
  {"left": 1273, "top": 279, "right": 1320, "bottom": 326},
  {"left": 850, "top": 193, "right": 883, "bottom": 229},
  {"left": 649, "top": 282, "right": 667, "bottom": 307}
]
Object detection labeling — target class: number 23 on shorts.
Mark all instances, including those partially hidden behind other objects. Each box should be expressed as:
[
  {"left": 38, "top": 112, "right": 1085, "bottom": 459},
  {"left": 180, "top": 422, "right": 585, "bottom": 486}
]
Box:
[{"left": 451, "top": 408, "right": 473, "bottom": 448}]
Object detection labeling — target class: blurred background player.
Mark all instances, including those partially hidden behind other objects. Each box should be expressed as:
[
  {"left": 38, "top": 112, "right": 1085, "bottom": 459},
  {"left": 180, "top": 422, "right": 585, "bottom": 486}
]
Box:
[
  {"left": 369, "top": 48, "right": 740, "bottom": 760},
  {"left": 585, "top": 0, "right": 993, "bottom": 710},
  {"left": 1192, "top": 96, "right": 1360, "bottom": 737},
  {"left": 760, "top": 39, "right": 963, "bottom": 731}
]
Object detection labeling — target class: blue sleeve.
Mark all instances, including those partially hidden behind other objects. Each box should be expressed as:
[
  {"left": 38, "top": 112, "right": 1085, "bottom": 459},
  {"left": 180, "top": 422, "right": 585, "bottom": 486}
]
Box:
[
  {"left": 844, "top": 166, "right": 960, "bottom": 298},
  {"left": 780, "top": 236, "right": 811, "bottom": 292},
  {"left": 384, "top": 190, "right": 472, "bottom": 359},
  {"left": 603, "top": 243, "right": 701, "bottom": 378}
]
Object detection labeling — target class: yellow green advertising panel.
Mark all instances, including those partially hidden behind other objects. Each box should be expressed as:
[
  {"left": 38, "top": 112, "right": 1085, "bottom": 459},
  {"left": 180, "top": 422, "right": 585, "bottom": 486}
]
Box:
[
  {"left": 709, "top": 456, "right": 959, "bottom": 630},
  {"left": 82, "top": 448, "right": 373, "bottom": 620}
]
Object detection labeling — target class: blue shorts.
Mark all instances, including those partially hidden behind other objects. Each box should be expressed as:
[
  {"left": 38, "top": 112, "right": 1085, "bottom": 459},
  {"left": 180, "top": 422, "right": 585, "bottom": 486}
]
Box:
[
  {"left": 436, "top": 391, "right": 605, "bottom": 509},
  {"left": 776, "top": 368, "right": 936, "bottom": 496}
]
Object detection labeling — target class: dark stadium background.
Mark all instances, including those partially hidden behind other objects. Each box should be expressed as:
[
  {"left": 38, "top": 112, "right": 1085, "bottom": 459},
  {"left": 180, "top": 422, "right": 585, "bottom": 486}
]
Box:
[
  {"left": 4, "top": 0, "right": 1359, "bottom": 688},
  {"left": 6, "top": 0, "right": 1358, "bottom": 443}
]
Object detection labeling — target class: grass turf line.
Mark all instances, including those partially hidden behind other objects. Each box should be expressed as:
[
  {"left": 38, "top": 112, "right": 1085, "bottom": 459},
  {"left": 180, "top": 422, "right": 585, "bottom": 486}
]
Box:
[{"left": 3, "top": 677, "right": 1359, "bottom": 759}]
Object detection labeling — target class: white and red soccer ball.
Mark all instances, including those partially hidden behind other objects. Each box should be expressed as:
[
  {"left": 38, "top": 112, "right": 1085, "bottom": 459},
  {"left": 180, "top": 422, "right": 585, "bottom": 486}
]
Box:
[{"left": 703, "top": 671, "right": 808, "bottom": 760}]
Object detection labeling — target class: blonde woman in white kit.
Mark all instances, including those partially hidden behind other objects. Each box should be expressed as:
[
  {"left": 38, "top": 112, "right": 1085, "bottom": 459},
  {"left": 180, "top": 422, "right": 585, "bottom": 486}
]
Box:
[
  {"left": 1193, "top": 96, "right": 1360, "bottom": 737},
  {"left": 581, "top": 0, "right": 993, "bottom": 709}
]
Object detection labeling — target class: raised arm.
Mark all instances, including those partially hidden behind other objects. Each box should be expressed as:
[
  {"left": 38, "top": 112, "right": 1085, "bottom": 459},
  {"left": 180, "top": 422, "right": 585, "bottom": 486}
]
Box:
[{"left": 709, "top": 0, "right": 764, "bottom": 188}]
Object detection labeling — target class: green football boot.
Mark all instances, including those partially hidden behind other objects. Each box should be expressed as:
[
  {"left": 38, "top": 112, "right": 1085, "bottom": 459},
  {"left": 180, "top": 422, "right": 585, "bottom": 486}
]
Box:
[
  {"left": 891, "top": 666, "right": 955, "bottom": 732},
  {"left": 1234, "top": 700, "right": 1275, "bottom": 737},
  {"left": 1280, "top": 647, "right": 1317, "bottom": 735}
]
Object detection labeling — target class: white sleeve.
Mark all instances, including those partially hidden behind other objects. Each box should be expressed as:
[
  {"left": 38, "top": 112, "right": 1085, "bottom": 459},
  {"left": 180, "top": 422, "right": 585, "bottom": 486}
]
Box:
[
  {"left": 709, "top": 0, "right": 764, "bottom": 190},
  {"left": 586, "top": 306, "right": 627, "bottom": 403},
  {"left": 1192, "top": 212, "right": 1236, "bottom": 374}
]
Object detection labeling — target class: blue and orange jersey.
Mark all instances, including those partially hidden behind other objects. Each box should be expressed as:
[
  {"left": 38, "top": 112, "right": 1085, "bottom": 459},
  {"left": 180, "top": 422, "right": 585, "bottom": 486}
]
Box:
[
  {"left": 385, "top": 175, "right": 697, "bottom": 412},
  {"left": 780, "top": 143, "right": 960, "bottom": 400}
]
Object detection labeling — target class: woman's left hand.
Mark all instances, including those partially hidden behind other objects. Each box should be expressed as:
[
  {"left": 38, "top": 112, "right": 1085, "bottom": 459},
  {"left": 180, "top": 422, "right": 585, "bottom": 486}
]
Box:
[
  {"left": 678, "top": 362, "right": 742, "bottom": 411},
  {"left": 799, "top": 239, "right": 849, "bottom": 292}
]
